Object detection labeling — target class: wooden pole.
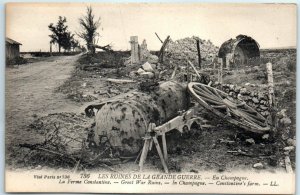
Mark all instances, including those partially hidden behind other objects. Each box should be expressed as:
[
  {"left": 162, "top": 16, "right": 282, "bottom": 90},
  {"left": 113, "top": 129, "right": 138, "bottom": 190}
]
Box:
[
  {"left": 170, "top": 65, "right": 178, "bottom": 80},
  {"left": 139, "top": 139, "right": 150, "bottom": 171},
  {"left": 285, "top": 156, "right": 293, "bottom": 173},
  {"left": 153, "top": 136, "right": 169, "bottom": 173},
  {"left": 158, "top": 36, "right": 170, "bottom": 63},
  {"left": 266, "top": 62, "right": 277, "bottom": 128},
  {"left": 196, "top": 40, "right": 201, "bottom": 69},
  {"left": 220, "top": 60, "right": 223, "bottom": 84},
  {"left": 266, "top": 62, "right": 275, "bottom": 107},
  {"left": 162, "top": 133, "right": 168, "bottom": 162},
  {"left": 155, "top": 32, "right": 163, "bottom": 43},
  {"left": 187, "top": 60, "right": 201, "bottom": 79}
]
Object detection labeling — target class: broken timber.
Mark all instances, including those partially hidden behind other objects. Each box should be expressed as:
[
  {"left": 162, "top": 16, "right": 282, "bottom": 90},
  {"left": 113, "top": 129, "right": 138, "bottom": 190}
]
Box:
[
  {"left": 139, "top": 108, "right": 202, "bottom": 173},
  {"left": 155, "top": 32, "right": 163, "bottom": 43},
  {"left": 196, "top": 39, "right": 201, "bottom": 69},
  {"left": 158, "top": 35, "right": 170, "bottom": 63}
]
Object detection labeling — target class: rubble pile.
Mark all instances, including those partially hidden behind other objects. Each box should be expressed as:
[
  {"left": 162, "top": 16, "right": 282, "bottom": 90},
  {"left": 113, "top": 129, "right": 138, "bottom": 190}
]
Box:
[
  {"left": 212, "top": 82, "right": 270, "bottom": 118},
  {"left": 164, "top": 36, "right": 219, "bottom": 68}
]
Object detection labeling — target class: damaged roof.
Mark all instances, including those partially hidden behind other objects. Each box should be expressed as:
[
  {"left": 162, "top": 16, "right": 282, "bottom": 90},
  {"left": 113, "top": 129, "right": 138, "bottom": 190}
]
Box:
[
  {"left": 218, "top": 35, "right": 260, "bottom": 58},
  {"left": 6, "top": 37, "right": 22, "bottom": 45}
]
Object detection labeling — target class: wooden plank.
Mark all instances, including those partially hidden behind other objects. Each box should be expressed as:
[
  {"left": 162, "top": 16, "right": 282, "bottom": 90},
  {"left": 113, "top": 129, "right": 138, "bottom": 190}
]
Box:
[
  {"left": 162, "top": 133, "right": 168, "bottom": 162},
  {"left": 139, "top": 139, "right": 150, "bottom": 171},
  {"left": 170, "top": 65, "right": 178, "bottom": 80},
  {"left": 220, "top": 59, "right": 223, "bottom": 84},
  {"left": 285, "top": 156, "right": 293, "bottom": 173},
  {"left": 158, "top": 35, "right": 170, "bottom": 63},
  {"left": 266, "top": 62, "right": 275, "bottom": 107},
  {"left": 153, "top": 136, "right": 169, "bottom": 173},
  {"left": 187, "top": 60, "right": 201, "bottom": 79},
  {"left": 155, "top": 32, "right": 163, "bottom": 43},
  {"left": 153, "top": 109, "right": 194, "bottom": 134},
  {"left": 105, "top": 78, "right": 136, "bottom": 84},
  {"left": 196, "top": 39, "right": 201, "bottom": 69}
]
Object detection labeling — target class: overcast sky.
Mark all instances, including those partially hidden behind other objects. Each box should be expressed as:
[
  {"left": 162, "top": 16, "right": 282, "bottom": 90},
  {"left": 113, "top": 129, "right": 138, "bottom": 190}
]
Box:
[{"left": 6, "top": 3, "right": 297, "bottom": 52}]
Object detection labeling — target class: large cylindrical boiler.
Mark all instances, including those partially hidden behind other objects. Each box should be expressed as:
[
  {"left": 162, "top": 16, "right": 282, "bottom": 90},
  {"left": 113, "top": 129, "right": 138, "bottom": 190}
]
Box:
[{"left": 94, "top": 81, "right": 190, "bottom": 156}]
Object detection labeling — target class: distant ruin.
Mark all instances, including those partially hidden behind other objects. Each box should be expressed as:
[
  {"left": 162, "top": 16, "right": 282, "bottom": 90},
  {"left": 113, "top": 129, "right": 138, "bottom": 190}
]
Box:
[{"left": 218, "top": 35, "right": 260, "bottom": 69}]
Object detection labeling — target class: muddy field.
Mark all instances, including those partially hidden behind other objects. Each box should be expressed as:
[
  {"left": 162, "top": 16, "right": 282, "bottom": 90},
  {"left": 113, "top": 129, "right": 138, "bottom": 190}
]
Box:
[{"left": 5, "top": 49, "right": 296, "bottom": 174}]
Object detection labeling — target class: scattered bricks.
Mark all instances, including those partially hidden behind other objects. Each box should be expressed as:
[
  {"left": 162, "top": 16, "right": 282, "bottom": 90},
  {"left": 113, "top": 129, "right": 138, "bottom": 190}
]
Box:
[
  {"left": 260, "top": 99, "right": 267, "bottom": 105},
  {"left": 252, "top": 97, "right": 259, "bottom": 104},
  {"left": 164, "top": 36, "right": 219, "bottom": 69},
  {"left": 260, "top": 105, "right": 269, "bottom": 110},
  {"left": 287, "top": 138, "right": 296, "bottom": 147},
  {"left": 142, "top": 62, "right": 154, "bottom": 72},
  {"left": 137, "top": 68, "right": 146, "bottom": 74},
  {"left": 257, "top": 92, "right": 266, "bottom": 100},
  {"left": 234, "top": 86, "right": 241, "bottom": 93},
  {"left": 240, "top": 87, "right": 247, "bottom": 95},
  {"left": 280, "top": 117, "right": 292, "bottom": 126},
  {"left": 262, "top": 134, "right": 269, "bottom": 140},
  {"left": 277, "top": 109, "right": 287, "bottom": 119},
  {"left": 237, "top": 94, "right": 243, "bottom": 101},
  {"left": 284, "top": 146, "right": 294, "bottom": 152},
  {"left": 228, "top": 91, "right": 234, "bottom": 97},
  {"left": 281, "top": 127, "right": 290, "bottom": 140},
  {"left": 245, "top": 138, "right": 255, "bottom": 145},
  {"left": 140, "top": 72, "right": 154, "bottom": 79},
  {"left": 253, "top": 162, "right": 264, "bottom": 169}
]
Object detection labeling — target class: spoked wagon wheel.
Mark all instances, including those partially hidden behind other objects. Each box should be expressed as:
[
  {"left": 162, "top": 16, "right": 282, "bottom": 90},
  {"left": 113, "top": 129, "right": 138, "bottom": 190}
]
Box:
[{"left": 188, "top": 82, "right": 270, "bottom": 133}]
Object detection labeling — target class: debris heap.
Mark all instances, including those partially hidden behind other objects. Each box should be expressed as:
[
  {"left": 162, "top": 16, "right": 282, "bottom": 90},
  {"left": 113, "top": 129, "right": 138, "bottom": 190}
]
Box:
[{"left": 164, "top": 36, "right": 219, "bottom": 68}]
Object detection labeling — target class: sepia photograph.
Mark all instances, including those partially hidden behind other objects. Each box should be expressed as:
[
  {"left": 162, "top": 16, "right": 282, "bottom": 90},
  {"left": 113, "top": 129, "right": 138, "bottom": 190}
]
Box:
[{"left": 5, "top": 2, "right": 296, "bottom": 193}]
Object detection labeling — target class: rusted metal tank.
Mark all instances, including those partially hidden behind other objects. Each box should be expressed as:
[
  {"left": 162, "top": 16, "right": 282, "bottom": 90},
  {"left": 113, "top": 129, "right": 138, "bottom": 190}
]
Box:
[{"left": 93, "top": 81, "right": 190, "bottom": 156}]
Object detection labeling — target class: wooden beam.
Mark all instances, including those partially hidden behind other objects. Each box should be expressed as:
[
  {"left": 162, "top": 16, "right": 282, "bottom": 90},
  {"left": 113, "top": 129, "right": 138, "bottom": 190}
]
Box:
[
  {"left": 155, "top": 32, "right": 163, "bottom": 43},
  {"left": 187, "top": 60, "right": 201, "bottom": 79},
  {"left": 162, "top": 133, "right": 168, "bottom": 162},
  {"left": 196, "top": 39, "right": 201, "bottom": 69},
  {"left": 139, "top": 138, "right": 150, "bottom": 171},
  {"left": 153, "top": 136, "right": 169, "bottom": 173},
  {"left": 158, "top": 35, "right": 170, "bottom": 63}
]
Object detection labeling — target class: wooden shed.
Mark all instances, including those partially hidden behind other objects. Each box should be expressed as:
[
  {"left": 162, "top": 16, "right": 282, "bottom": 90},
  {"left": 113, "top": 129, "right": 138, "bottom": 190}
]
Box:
[{"left": 6, "top": 37, "right": 22, "bottom": 59}]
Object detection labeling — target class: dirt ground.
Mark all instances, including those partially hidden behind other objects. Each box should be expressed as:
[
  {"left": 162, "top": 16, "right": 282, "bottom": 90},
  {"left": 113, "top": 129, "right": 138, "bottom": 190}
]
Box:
[
  {"left": 5, "top": 51, "right": 295, "bottom": 174},
  {"left": 5, "top": 55, "right": 82, "bottom": 167}
]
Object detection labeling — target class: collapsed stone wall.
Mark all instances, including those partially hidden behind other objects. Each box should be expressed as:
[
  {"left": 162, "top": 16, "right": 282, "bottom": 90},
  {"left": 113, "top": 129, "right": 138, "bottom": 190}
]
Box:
[
  {"left": 212, "top": 82, "right": 270, "bottom": 118},
  {"left": 164, "top": 36, "right": 219, "bottom": 68}
]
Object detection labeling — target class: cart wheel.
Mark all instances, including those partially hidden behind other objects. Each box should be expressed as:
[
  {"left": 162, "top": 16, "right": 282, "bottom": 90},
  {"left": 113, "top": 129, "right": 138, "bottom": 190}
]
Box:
[{"left": 188, "top": 82, "right": 270, "bottom": 133}]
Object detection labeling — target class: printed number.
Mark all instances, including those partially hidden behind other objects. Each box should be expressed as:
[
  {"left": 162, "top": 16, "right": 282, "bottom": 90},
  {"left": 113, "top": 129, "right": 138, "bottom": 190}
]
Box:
[{"left": 80, "top": 173, "right": 90, "bottom": 179}]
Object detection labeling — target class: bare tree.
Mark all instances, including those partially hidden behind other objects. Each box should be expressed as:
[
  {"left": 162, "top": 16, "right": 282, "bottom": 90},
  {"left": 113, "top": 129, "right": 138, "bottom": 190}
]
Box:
[{"left": 78, "top": 6, "right": 101, "bottom": 54}]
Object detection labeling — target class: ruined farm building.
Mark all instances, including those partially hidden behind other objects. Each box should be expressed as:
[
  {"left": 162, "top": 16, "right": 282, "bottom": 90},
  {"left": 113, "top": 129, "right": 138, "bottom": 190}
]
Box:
[
  {"left": 6, "top": 37, "right": 22, "bottom": 59},
  {"left": 218, "top": 35, "right": 260, "bottom": 69}
]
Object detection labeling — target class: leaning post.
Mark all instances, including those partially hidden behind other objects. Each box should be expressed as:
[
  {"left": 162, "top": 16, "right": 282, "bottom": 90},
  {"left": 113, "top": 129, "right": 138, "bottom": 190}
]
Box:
[{"left": 266, "top": 62, "right": 277, "bottom": 129}]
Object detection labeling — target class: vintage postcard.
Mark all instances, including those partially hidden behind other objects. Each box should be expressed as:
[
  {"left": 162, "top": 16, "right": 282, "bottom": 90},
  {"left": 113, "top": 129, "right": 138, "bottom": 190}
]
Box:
[{"left": 5, "top": 3, "right": 296, "bottom": 193}]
